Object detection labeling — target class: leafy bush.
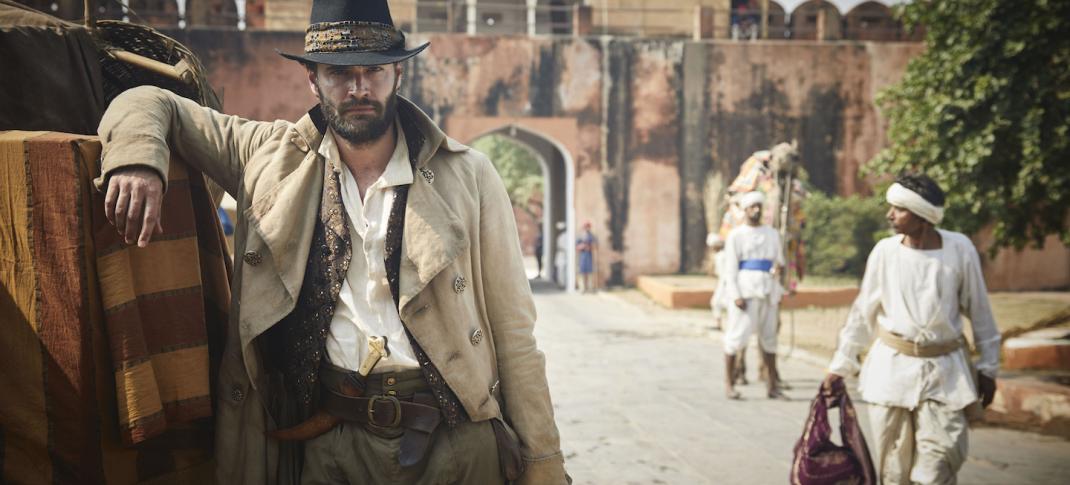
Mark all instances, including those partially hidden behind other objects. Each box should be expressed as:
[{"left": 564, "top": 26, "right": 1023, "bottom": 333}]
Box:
[
  {"left": 802, "top": 192, "right": 888, "bottom": 278},
  {"left": 471, "top": 134, "right": 543, "bottom": 214}
]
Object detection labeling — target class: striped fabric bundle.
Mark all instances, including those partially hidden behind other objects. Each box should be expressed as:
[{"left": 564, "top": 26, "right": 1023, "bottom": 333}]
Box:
[
  {"left": 93, "top": 153, "right": 231, "bottom": 446},
  {"left": 0, "top": 131, "right": 229, "bottom": 483}
]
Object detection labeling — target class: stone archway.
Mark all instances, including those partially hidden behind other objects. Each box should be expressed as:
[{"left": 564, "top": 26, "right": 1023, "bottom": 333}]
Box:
[{"left": 449, "top": 117, "right": 579, "bottom": 292}]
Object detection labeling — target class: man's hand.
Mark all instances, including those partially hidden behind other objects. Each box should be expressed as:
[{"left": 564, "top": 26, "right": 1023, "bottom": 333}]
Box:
[
  {"left": 105, "top": 167, "right": 164, "bottom": 247},
  {"left": 978, "top": 373, "right": 997, "bottom": 408},
  {"left": 734, "top": 298, "right": 747, "bottom": 310},
  {"left": 822, "top": 373, "right": 843, "bottom": 396}
]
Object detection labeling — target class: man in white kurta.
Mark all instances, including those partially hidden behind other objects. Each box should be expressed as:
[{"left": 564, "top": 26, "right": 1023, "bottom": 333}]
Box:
[
  {"left": 721, "top": 191, "right": 787, "bottom": 399},
  {"left": 707, "top": 233, "right": 729, "bottom": 331},
  {"left": 826, "top": 175, "right": 1000, "bottom": 485},
  {"left": 554, "top": 222, "right": 569, "bottom": 289}
]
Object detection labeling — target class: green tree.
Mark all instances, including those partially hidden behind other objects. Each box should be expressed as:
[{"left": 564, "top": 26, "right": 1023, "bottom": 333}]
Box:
[
  {"left": 872, "top": 0, "right": 1070, "bottom": 252},
  {"left": 802, "top": 192, "right": 887, "bottom": 278},
  {"left": 472, "top": 135, "right": 543, "bottom": 217}
]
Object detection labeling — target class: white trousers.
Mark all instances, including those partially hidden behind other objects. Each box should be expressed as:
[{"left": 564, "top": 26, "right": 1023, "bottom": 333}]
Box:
[
  {"left": 868, "top": 401, "right": 968, "bottom": 485},
  {"left": 554, "top": 254, "right": 567, "bottom": 288},
  {"left": 722, "top": 297, "right": 778, "bottom": 354}
]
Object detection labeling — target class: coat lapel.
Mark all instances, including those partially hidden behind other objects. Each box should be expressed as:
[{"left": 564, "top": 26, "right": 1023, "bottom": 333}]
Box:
[
  {"left": 398, "top": 177, "right": 468, "bottom": 313},
  {"left": 240, "top": 112, "right": 325, "bottom": 349}
]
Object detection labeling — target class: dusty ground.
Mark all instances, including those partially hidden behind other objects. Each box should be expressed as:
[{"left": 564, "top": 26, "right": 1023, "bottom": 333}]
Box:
[
  {"left": 628, "top": 273, "right": 1070, "bottom": 362},
  {"left": 536, "top": 284, "right": 1070, "bottom": 484}
]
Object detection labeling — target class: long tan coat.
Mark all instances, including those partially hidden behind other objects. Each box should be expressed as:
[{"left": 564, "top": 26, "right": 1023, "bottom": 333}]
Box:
[{"left": 96, "top": 86, "right": 567, "bottom": 484}]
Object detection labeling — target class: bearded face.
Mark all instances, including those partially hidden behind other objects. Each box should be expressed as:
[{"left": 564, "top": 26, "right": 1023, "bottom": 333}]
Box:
[
  {"left": 317, "top": 82, "right": 398, "bottom": 145},
  {"left": 310, "top": 63, "right": 401, "bottom": 146}
]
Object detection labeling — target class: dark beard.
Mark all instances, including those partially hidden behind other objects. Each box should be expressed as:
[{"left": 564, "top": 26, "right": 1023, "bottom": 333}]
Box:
[{"left": 318, "top": 86, "right": 398, "bottom": 145}]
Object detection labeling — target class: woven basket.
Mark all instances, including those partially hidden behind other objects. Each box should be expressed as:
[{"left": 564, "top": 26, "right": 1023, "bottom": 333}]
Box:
[{"left": 94, "top": 20, "right": 221, "bottom": 110}]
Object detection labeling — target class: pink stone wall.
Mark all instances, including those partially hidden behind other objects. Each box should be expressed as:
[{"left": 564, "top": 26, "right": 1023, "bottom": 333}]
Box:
[{"left": 162, "top": 31, "right": 1065, "bottom": 289}]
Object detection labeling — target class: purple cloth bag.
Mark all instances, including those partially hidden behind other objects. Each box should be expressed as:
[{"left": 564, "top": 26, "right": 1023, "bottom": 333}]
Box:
[{"left": 790, "top": 379, "right": 877, "bottom": 485}]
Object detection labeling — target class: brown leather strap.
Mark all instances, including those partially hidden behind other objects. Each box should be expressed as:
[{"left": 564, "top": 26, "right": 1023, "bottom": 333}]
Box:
[
  {"left": 877, "top": 326, "right": 964, "bottom": 358},
  {"left": 321, "top": 389, "right": 442, "bottom": 433},
  {"left": 321, "top": 389, "right": 442, "bottom": 466}
]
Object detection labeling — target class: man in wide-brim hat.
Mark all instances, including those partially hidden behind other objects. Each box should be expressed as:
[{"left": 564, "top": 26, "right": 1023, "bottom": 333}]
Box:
[{"left": 96, "top": 0, "right": 568, "bottom": 483}]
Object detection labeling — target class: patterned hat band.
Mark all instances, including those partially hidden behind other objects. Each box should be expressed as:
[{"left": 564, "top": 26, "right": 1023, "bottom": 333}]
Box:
[{"left": 305, "top": 21, "right": 405, "bottom": 54}]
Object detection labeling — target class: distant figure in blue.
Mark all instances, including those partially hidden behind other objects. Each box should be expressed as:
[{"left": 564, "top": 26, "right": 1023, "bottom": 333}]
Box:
[
  {"left": 534, "top": 223, "right": 544, "bottom": 278},
  {"left": 576, "top": 221, "right": 598, "bottom": 293}
]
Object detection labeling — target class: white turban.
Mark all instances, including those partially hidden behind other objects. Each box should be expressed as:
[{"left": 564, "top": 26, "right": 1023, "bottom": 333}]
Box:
[
  {"left": 886, "top": 182, "right": 944, "bottom": 225},
  {"left": 706, "top": 233, "right": 723, "bottom": 247},
  {"left": 739, "top": 191, "right": 765, "bottom": 209}
]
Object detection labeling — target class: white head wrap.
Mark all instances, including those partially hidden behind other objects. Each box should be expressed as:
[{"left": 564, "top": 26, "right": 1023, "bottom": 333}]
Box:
[
  {"left": 739, "top": 191, "right": 765, "bottom": 209},
  {"left": 706, "top": 233, "right": 723, "bottom": 247},
  {"left": 886, "top": 182, "right": 944, "bottom": 225}
]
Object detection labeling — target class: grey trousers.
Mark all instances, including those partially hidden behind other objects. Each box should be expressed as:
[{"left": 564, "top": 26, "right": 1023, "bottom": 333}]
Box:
[{"left": 300, "top": 369, "right": 504, "bottom": 485}]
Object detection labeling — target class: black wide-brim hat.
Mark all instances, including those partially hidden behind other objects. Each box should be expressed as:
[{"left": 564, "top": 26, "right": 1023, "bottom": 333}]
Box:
[{"left": 278, "top": 0, "right": 429, "bottom": 66}]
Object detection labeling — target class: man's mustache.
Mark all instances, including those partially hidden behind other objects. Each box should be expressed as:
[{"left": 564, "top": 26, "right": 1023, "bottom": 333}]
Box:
[{"left": 338, "top": 99, "right": 382, "bottom": 112}]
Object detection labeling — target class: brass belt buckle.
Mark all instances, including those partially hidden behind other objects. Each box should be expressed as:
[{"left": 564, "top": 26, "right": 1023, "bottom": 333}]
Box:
[{"left": 368, "top": 395, "right": 402, "bottom": 427}]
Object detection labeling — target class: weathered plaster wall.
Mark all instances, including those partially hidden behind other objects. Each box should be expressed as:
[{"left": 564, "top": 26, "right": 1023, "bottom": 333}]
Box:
[
  {"left": 974, "top": 229, "right": 1070, "bottom": 291},
  {"left": 164, "top": 31, "right": 963, "bottom": 286},
  {"left": 704, "top": 41, "right": 921, "bottom": 195}
]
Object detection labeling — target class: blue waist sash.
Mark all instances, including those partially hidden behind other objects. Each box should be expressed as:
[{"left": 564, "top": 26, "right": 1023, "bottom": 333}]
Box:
[{"left": 739, "top": 259, "right": 774, "bottom": 271}]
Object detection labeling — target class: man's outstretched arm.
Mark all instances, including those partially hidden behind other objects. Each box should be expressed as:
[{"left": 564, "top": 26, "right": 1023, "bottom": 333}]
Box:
[
  {"left": 475, "top": 153, "right": 567, "bottom": 484},
  {"left": 97, "top": 85, "right": 286, "bottom": 246}
]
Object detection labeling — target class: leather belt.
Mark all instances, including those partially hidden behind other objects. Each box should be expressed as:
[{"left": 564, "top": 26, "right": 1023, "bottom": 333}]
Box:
[
  {"left": 318, "top": 366, "right": 444, "bottom": 467},
  {"left": 321, "top": 388, "right": 442, "bottom": 433}
]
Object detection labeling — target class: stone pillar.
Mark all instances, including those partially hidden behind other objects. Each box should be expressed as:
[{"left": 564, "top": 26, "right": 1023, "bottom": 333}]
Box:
[
  {"left": 466, "top": 0, "right": 477, "bottom": 35},
  {"left": 816, "top": 8, "right": 826, "bottom": 41},
  {"left": 573, "top": 5, "right": 592, "bottom": 36},
  {"left": 712, "top": 0, "right": 731, "bottom": 40},
  {"left": 445, "top": 1, "right": 455, "bottom": 33},
  {"left": 177, "top": 0, "right": 187, "bottom": 28},
  {"left": 760, "top": 0, "right": 769, "bottom": 39},
  {"left": 693, "top": 6, "right": 715, "bottom": 40},
  {"left": 235, "top": 0, "right": 246, "bottom": 30},
  {"left": 681, "top": 42, "right": 712, "bottom": 273},
  {"left": 527, "top": 0, "right": 537, "bottom": 36},
  {"left": 816, "top": 5, "right": 842, "bottom": 41}
]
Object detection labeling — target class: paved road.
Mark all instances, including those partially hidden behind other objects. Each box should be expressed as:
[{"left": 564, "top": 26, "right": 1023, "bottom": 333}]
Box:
[{"left": 531, "top": 284, "right": 1070, "bottom": 485}]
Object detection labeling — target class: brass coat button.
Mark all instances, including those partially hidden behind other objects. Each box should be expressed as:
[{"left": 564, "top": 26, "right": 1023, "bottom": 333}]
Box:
[
  {"left": 453, "top": 275, "right": 467, "bottom": 293},
  {"left": 385, "top": 377, "right": 397, "bottom": 386},
  {"left": 243, "top": 250, "right": 262, "bottom": 266},
  {"left": 231, "top": 386, "right": 245, "bottom": 402},
  {"left": 470, "top": 328, "right": 483, "bottom": 345}
]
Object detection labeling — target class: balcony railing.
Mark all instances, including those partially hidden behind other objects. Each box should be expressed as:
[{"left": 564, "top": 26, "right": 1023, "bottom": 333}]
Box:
[{"left": 48, "top": 1, "right": 918, "bottom": 41}]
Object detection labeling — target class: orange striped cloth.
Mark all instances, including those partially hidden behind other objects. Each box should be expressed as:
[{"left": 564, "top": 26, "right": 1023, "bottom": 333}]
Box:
[
  {"left": 0, "top": 131, "right": 228, "bottom": 483},
  {"left": 91, "top": 147, "right": 232, "bottom": 446}
]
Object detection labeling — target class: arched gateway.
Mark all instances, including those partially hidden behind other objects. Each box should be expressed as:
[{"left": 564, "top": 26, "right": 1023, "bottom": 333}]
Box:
[{"left": 447, "top": 116, "right": 579, "bottom": 292}]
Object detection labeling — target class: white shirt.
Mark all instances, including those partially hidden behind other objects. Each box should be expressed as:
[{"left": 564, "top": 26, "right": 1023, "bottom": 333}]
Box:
[
  {"left": 321, "top": 127, "right": 420, "bottom": 374},
  {"left": 828, "top": 230, "right": 1001, "bottom": 411},
  {"left": 711, "top": 249, "right": 732, "bottom": 309},
  {"left": 722, "top": 224, "right": 785, "bottom": 301},
  {"left": 554, "top": 230, "right": 569, "bottom": 265}
]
